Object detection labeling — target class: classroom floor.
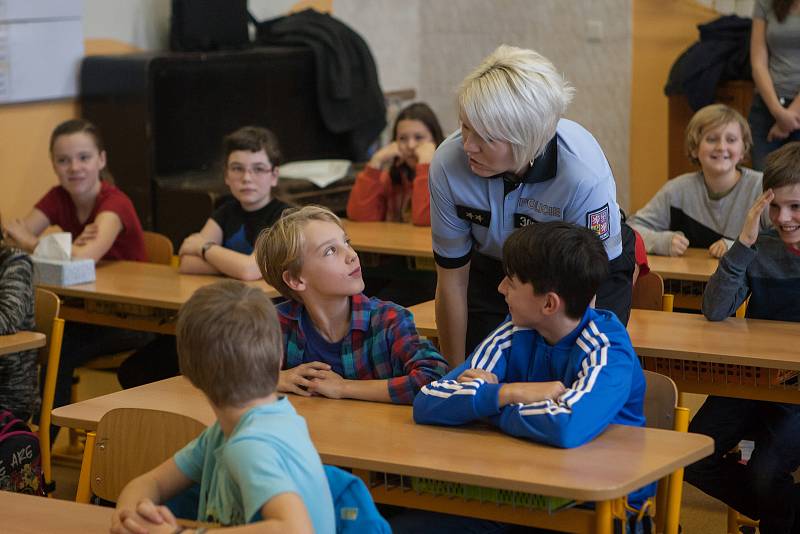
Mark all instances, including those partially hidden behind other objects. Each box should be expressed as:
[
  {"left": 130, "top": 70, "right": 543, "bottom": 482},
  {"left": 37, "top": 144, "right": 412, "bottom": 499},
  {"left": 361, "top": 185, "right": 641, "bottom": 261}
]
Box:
[{"left": 50, "top": 374, "right": 731, "bottom": 533}]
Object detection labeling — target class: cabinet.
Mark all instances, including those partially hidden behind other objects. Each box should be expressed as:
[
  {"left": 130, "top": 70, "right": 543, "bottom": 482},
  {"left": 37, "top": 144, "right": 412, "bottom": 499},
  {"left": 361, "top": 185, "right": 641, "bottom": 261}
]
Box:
[
  {"left": 80, "top": 47, "right": 355, "bottom": 246},
  {"left": 667, "top": 81, "right": 754, "bottom": 178}
]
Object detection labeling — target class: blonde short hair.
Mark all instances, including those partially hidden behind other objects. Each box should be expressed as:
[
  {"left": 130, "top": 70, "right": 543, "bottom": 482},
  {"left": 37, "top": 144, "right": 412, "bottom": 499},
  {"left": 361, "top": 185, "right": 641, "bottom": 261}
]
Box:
[
  {"left": 458, "top": 44, "right": 575, "bottom": 171},
  {"left": 685, "top": 104, "right": 752, "bottom": 166},
  {"left": 256, "top": 205, "right": 342, "bottom": 301},
  {"left": 176, "top": 280, "right": 282, "bottom": 408}
]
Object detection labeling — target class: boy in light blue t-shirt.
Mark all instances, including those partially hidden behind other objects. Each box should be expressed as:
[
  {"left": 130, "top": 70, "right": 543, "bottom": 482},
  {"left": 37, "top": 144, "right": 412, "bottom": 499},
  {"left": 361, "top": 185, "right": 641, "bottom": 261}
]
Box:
[{"left": 111, "top": 280, "right": 335, "bottom": 534}]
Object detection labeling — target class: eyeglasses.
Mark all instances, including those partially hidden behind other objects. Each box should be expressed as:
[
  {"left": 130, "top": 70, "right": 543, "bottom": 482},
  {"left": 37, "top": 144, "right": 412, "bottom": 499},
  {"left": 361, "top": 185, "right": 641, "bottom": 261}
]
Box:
[{"left": 226, "top": 164, "right": 275, "bottom": 179}]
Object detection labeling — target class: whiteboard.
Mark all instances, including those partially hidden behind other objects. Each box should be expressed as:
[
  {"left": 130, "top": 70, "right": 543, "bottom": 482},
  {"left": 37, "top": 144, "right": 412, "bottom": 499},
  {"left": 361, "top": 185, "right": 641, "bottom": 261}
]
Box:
[{"left": 0, "top": 0, "right": 83, "bottom": 104}]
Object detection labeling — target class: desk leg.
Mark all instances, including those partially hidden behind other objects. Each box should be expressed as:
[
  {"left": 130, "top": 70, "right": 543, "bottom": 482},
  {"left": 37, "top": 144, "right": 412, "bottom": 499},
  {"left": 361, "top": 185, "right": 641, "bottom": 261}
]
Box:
[
  {"left": 75, "top": 431, "right": 96, "bottom": 503},
  {"left": 595, "top": 500, "right": 612, "bottom": 534}
]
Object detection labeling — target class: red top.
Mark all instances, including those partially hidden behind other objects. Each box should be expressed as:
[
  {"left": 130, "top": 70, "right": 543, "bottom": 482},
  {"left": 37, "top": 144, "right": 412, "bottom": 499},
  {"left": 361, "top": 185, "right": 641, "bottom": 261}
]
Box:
[
  {"left": 633, "top": 228, "right": 650, "bottom": 277},
  {"left": 35, "top": 181, "right": 147, "bottom": 261},
  {"left": 346, "top": 163, "right": 431, "bottom": 226}
]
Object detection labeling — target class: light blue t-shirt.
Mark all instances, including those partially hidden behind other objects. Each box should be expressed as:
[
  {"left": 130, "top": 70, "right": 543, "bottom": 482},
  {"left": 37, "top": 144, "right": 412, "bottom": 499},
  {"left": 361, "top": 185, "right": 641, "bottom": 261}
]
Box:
[{"left": 174, "top": 397, "right": 335, "bottom": 533}]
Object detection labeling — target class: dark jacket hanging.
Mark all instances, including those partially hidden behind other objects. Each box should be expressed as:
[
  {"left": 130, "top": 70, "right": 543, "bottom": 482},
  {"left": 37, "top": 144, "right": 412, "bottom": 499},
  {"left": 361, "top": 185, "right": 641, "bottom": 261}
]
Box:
[{"left": 254, "top": 9, "right": 386, "bottom": 160}]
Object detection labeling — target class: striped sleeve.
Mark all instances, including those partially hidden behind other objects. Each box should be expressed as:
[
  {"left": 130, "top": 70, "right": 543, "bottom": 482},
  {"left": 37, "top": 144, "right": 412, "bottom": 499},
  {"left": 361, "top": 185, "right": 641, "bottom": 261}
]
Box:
[
  {"left": 0, "top": 249, "right": 38, "bottom": 420},
  {"left": 492, "top": 321, "right": 634, "bottom": 449},
  {"left": 413, "top": 321, "right": 514, "bottom": 425}
]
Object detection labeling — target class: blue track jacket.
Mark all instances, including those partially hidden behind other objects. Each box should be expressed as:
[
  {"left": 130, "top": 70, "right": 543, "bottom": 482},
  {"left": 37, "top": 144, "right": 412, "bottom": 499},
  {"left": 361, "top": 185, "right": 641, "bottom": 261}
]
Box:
[{"left": 414, "top": 308, "right": 654, "bottom": 505}]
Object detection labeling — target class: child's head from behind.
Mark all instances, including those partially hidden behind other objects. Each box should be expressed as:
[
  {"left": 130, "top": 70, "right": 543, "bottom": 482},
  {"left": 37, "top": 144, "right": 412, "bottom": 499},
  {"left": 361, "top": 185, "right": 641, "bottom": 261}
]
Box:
[
  {"left": 685, "top": 104, "right": 751, "bottom": 175},
  {"left": 763, "top": 142, "right": 800, "bottom": 248},
  {"left": 393, "top": 103, "right": 444, "bottom": 165},
  {"left": 177, "top": 280, "right": 281, "bottom": 408},
  {"left": 223, "top": 126, "right": 283, "bottom": 212},
  {"left": 500, "top": 222, "right": 609, "bottom": 327},
  {"left": 256, "top": 205, "right": 364, "bottom": 303},
  {"left": 49, "top": 119, "right": 108, "bottom": 196}
]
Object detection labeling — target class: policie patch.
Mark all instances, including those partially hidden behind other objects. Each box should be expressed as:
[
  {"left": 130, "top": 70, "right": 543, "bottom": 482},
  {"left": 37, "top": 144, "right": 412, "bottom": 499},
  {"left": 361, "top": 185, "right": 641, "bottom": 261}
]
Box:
[
  {"left": 456, "top": 205, "right": 491, "bottom": 227},
  {"left": 586, "top": 204, "right": 610, "bottom": 241}
]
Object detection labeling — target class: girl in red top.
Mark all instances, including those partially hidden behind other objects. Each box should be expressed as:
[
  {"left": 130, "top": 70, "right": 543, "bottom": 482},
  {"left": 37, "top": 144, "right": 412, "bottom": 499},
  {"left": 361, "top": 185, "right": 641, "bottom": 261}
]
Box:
[
  {"left": 2, "top": 119, "right": 151, "bottom": 433},
  {"left": 4, "top": 119, "right": 146, "bottom": 262},
  {"left": 347, "top": 103, "right": 444, "bottom": 226}
]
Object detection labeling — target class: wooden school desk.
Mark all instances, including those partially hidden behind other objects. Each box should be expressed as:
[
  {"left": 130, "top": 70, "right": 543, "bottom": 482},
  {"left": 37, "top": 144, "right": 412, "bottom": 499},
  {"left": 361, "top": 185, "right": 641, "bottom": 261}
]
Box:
[
  {"left": 342, "top": 220, "right": 433, "bottom": 258},
  {"left": 0, "top": 331, "right": 45, "bottom": 356},
  {"left": 37, "top": 261, "right": 279, "bottom": 335},
  {"left": 647, "top": 248, "right": 719, "bottom": 282},
  {"left": 407, "top": 301, "right": 800, "bottom": 403},
  {"left": 53, "top": 376, "right": 712, "bottom": 534},
  {"left": 0, "top": 491, "right": 113, "bottom": 534},
  {"left": 647, "top": 249, "right": 719, "bottom": 309}
]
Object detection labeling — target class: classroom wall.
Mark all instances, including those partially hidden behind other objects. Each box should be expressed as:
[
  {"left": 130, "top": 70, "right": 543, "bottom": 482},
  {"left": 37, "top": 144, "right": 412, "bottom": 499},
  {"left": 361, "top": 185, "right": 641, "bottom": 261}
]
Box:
[
  {"left": 1, "top": 0, "right": 758, "bottom": 222},
  {"left": 0, "top": 39, "right": 139, "bottom": 222}
]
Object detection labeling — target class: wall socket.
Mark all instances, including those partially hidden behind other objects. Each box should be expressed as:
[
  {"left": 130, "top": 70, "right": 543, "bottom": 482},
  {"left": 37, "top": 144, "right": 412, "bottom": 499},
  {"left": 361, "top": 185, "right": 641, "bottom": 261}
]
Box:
[{"left": 587, "top": 20, "right": 604, "bottom": 42}]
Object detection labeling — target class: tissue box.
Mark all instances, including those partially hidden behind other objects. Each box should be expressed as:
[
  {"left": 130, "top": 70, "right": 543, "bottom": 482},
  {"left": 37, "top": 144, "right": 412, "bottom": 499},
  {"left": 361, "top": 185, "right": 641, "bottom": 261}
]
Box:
[{"left": 33, "top": 258, "right": 96, "bottom": 286}]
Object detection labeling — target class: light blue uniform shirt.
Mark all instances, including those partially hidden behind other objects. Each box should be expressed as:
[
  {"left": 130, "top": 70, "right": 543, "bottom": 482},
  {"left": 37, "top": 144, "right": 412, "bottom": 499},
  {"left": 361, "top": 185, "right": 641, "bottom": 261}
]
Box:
[
  {"left": 174, "top": 397, "right": 335, "bottom": 533},
  {"left": 430, "top": 119, "right": 622, "bottom": 267}
]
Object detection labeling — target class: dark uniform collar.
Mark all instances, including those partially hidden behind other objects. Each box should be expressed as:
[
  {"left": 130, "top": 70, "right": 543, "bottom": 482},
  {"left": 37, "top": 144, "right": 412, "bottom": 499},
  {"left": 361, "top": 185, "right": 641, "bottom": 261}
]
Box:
[{"left": 492, "top": 134, "right": 559, "bottom": 186}]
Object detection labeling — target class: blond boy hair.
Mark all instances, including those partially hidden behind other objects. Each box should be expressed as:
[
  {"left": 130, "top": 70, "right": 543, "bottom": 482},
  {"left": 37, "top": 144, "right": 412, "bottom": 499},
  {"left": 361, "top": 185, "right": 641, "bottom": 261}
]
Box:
[
  {"left": 255, "top": 205, "right": 342, "bottom": 301},
  {"left": 685, "top": 104, "right": 753, "bottom": 166},
  {"left": 176, "top": 280, "right": 282, "bottom": 407}
]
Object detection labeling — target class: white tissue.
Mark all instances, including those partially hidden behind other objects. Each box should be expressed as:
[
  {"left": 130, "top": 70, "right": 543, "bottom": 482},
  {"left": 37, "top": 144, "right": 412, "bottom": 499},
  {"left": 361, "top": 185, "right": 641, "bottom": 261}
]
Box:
[
  {"left": 33, "top": 232, "right": 72, "bottom": 261},
  {"left": 31, "top": 232, "right": 95, "bottom": 286}
]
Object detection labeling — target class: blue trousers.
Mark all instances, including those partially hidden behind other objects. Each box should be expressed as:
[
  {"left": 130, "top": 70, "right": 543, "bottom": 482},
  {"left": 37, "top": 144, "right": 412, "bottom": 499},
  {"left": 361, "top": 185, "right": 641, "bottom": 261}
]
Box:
[
  {"left": 685, "top": 396, "right": 800, "bottom": 534},
  {"left": 749, "top": 94, "right": 800, "bottom": 172}
]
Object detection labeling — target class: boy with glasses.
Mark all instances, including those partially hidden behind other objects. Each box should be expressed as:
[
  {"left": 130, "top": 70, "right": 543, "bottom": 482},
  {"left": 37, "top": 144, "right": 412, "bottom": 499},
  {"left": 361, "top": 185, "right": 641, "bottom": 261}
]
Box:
[
  {"left": 118, "top": 127, "right": 290, "bottom": 388},
  {"left": 178, "top": 126, "right": 289, "bottom": 280}
]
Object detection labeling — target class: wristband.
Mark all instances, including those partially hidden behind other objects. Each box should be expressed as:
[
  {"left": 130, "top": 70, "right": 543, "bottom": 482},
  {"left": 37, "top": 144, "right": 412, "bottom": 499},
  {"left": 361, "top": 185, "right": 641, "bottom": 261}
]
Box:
[{"left": 201, "top": 241, "right": 216, "bottom": 260}]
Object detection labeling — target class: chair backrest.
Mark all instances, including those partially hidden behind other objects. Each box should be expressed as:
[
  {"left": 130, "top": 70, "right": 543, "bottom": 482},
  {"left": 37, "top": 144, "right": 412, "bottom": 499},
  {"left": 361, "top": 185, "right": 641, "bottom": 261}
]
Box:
[
  {"left": 642, "top": 370, "right": 678, "bottom": 431},
  {"left": 90, "top": 408, "right": 205, "bottom": 502},
  {"left": 142, "top": 231, "right": 174, "bottom": 265},
  {"left": 34, "top": 287, "right": 65, "bottom": 488},
  {"left": 632, "top": 272, "right": 668, "bottom": 312}
]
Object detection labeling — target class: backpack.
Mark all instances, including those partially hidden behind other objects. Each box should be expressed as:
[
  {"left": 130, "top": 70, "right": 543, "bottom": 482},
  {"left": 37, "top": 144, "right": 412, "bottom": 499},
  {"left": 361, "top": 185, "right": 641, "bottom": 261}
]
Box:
[
  {"left": 323, "top": 465, "right": 390, "bottom": 534},
  {"left": 0, "top": 410, "right": 46, "bottom": 496}
]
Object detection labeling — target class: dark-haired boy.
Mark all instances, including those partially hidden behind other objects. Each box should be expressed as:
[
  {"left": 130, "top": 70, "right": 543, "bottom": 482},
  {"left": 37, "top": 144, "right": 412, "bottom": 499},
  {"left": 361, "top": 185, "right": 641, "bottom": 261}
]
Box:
[
  {"left": 112, "top": 280, "right": 334, "bottom": 533},
  {"left": 119, "top": 127, "right": 289, "bottom": 388},
  {"left": 179, "top": 126, "right": 289, "bottom": 281},
  {"left": 686, "top": 141, "right": 800, "bottom": 534},
  {"left": 414, "top": 221, "right": 652, "bottom": 507}
]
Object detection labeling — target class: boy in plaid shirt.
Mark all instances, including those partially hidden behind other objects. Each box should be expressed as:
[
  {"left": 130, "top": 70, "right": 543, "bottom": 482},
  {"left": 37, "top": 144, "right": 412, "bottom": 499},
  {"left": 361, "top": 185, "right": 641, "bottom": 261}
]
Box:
[{"left": 256, "top": 205, "right": 448, "bottom": 404}]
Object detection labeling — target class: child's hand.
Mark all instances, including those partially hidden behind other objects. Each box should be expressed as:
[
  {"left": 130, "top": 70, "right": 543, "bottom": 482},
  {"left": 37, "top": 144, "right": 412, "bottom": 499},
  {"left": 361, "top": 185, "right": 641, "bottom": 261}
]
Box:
[
  {"left": 178, "top": 233, "right": 208, "bottom": 257},
  {"left": 278, "top": 362, "right": 332, "bottom": 396},
  {"left": 414, "top": 141, "right": 437, "bottom": 165},
  {"left": 498, "top": 381, "right": 566, "bottom": 407},
  {"left": 2, "top": 218, "right": 38, "bottom": 251},
  {"left": 739, "top": 189, "right": 773, "bottom": 247},
  {"left": 110, "top": 499, "right": 176, "bottom": 534},
  {"left": 456, "top": 368, "right": 498, "bottom": 384},
  {"left": 307, "top": 369, "right": 346, "bottom": 399},
  {"left": 368, "top": 142, "right": 401, "bottom": 169},
  {"left": 767, "top": 123, "right": 791, "bottom": 142},
  {"left": 670, "top": 233, "right": 690, "bottom": 256},
  {"left": 774, "top": 107, "right": 800, "bottom": 133},
  {"left": 708, "top": 239, "right": 728, "bottom": 258}
]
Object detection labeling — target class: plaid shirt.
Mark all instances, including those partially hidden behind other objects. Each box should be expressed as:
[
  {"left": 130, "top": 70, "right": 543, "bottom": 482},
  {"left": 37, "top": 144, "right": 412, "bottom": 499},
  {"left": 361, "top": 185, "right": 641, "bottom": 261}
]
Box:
[{"left": 277, "top": 294, "right": 449, "bottom": 404}]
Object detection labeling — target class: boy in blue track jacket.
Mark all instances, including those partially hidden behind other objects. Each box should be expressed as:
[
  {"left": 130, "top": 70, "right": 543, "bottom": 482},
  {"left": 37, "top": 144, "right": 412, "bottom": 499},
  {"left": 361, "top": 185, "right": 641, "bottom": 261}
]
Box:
[{"left": 413, "top": 221, "right": 653, "bottom": 510}]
